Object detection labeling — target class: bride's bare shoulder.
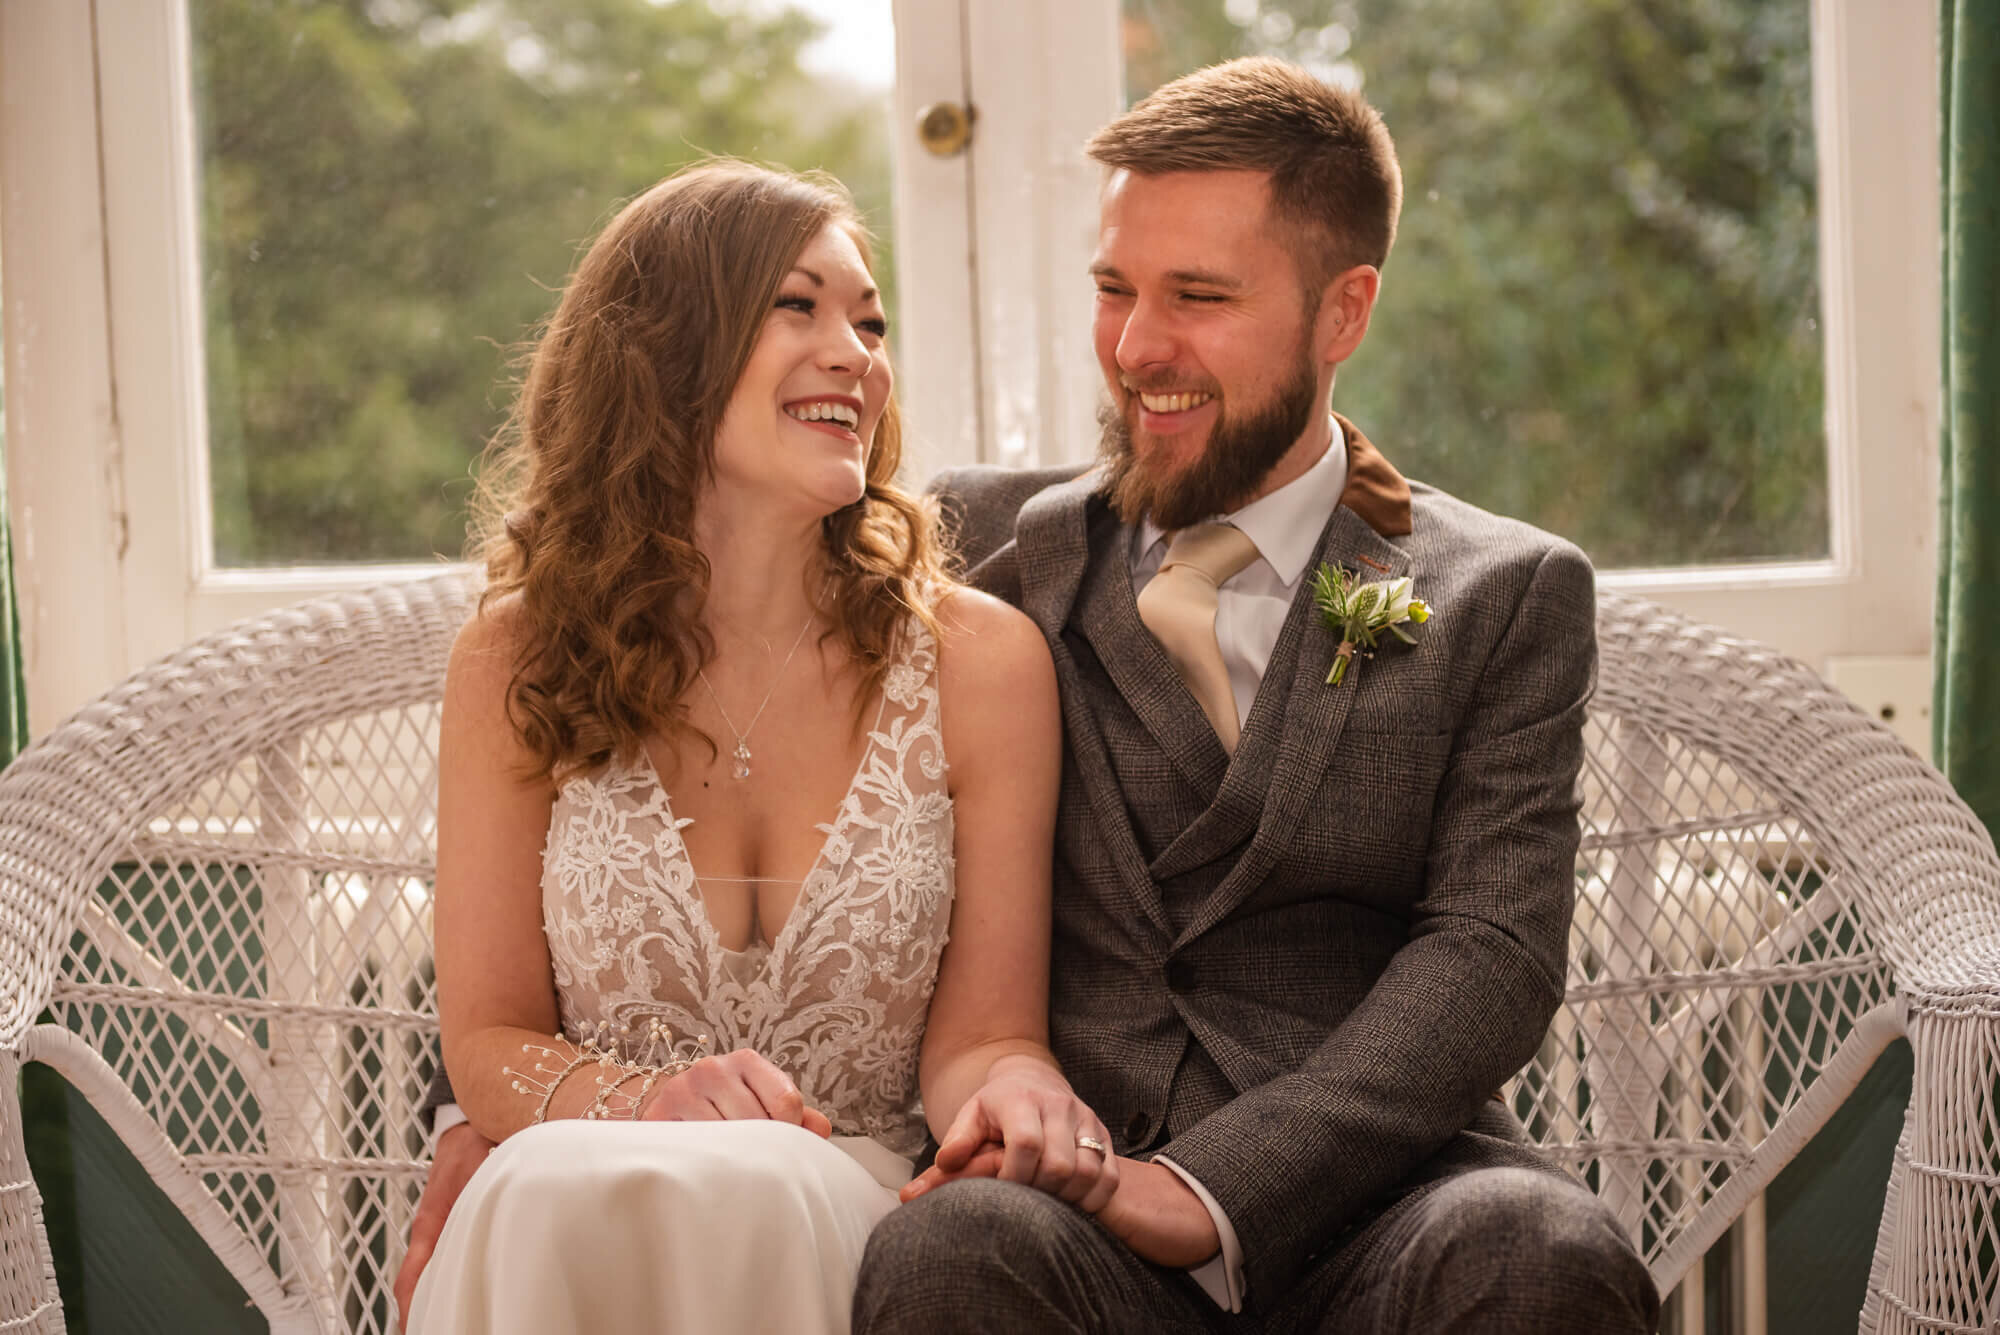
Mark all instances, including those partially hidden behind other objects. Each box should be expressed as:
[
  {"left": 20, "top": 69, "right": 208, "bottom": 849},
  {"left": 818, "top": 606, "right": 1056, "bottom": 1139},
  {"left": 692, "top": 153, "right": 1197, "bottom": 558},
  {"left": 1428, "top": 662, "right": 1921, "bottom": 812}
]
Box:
[
  {"left": 930, "top": 586, "right": 1056, "bottom": 737},
  {"left": 449, "top": 591, "right": 537, "bottom": 672},
  {"left": 932, "top": 586, "right": 1045, "bottom": 668},
  {"left": 445, "top": 593, "right": 537, "bottom": 725}
]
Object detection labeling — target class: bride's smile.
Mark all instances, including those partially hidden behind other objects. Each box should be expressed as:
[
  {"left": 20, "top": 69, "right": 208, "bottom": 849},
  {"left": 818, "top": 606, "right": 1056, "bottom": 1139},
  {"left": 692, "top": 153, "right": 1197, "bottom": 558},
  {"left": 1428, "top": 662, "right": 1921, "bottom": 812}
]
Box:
[{"left": 707, "top": 222, "right": 893, "bottom": 526}]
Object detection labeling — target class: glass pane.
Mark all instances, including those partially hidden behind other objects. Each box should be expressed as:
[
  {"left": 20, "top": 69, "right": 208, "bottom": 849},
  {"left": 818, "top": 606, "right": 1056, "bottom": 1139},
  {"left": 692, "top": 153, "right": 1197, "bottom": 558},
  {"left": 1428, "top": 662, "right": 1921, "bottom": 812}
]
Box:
[
  {"left": 1121, "top": 1, "right": 1828, "bottom": 569},
  {"left": 192, "top": 0, "right": 898, "bottom": 567}
]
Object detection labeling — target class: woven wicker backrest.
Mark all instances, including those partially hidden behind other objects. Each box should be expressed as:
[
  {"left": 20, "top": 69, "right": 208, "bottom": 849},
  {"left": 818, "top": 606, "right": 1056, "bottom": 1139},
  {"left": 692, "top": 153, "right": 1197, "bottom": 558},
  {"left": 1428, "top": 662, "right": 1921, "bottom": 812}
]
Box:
[
  {"left": 1, "top": 577, "right": 1995, "bottom": 1333},
  {"left": 0, "top": 574, "right": 478, "bottom": 1334},
  {"left": 1502, "top": 593, "right": 2000, "bottom": 1330}
]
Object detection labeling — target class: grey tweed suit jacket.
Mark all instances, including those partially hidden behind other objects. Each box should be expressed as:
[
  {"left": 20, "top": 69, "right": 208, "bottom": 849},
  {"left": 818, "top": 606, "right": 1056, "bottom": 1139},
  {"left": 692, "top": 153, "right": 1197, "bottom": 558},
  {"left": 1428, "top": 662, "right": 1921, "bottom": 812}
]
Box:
[{"left": 931, "top": 417, "right": 1596, "bottom": 1306}]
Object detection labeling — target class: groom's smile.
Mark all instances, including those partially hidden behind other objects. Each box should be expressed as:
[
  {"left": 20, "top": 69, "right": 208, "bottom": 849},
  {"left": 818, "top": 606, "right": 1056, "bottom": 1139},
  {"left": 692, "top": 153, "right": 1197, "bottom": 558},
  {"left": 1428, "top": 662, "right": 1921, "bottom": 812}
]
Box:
[
  {"left": 1129, "top": 383, "right": 1220, "bottom": 440},
  {"left": 1089, "top": 167, "right": 1335, "bottom": 529}
]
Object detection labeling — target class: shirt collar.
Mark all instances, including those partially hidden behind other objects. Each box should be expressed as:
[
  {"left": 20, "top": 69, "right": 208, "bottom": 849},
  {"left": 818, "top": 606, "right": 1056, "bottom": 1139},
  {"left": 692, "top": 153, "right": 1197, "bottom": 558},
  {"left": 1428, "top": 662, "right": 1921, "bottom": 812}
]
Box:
[{"left": 1138, "top": 417, "right": 1350, "bottom": 590}]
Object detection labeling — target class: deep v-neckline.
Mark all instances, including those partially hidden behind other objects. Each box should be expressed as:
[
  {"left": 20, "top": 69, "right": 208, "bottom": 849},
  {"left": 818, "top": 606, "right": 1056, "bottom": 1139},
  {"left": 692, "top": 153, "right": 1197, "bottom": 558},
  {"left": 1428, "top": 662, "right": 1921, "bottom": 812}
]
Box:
[{"left": 634, "top": 685, "right": 893, "bottom": 961}]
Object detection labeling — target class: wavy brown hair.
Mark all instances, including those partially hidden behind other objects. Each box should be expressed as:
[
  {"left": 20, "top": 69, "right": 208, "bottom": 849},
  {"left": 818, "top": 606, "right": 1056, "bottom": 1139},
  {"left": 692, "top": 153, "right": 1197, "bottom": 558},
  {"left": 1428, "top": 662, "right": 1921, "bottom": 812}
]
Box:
[{"left": 469, "top": 160, "right": 950, "bottom": 782}]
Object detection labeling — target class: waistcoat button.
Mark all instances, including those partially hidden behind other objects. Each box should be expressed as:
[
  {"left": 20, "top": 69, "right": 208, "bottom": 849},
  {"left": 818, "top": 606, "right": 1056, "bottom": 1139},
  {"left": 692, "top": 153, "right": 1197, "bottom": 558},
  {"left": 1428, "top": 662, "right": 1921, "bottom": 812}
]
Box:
[
  {"left": 1125, "top": 1111, "right": 1152, "bottom": 1146},
  {"left": 1166, "top": 959, "right": 1197, "bottom": 993}
]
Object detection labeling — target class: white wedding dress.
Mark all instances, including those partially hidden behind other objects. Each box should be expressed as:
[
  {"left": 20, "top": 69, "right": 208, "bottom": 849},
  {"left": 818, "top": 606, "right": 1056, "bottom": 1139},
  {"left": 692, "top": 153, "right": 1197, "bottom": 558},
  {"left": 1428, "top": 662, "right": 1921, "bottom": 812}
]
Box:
[{"left": 409, "top": 624, "right": 954, "bottom": 1335}]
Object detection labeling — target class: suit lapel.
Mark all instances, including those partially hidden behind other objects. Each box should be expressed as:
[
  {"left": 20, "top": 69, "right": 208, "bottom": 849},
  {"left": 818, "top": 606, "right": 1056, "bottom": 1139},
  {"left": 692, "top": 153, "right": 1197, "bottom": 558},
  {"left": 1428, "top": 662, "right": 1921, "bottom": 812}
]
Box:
[
  {"left": 1012, "top": 472, "right": 1096, "bottom": 636},
  {"left": 1006, "top": 418, "right": 1418, "bottom": 944},
  {"left": 1014, "top": 474, "right": 1175, "bottom": 936},
  {"left": 1173, "top": 506, "right": 1413, "bottom": 948},
  {"left": 1072, "top": 531, "right": 1232, "bottom": 800},
  {"left": 1145, "top": 604, "right": 1292, "bottom": 884},
  {"left": 1149, "top": 419, "right": 1413, "bottom": 887}
]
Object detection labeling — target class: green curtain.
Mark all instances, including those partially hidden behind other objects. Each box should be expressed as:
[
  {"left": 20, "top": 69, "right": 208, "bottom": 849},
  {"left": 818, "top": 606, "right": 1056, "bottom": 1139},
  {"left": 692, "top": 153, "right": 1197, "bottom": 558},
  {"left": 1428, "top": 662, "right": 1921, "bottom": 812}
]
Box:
[
  {"left": 1935, "top": 0, "right": 2000, "bottom": 835},
  {"left": 0, "top": 463, "right": 23, "bottom": 762}
]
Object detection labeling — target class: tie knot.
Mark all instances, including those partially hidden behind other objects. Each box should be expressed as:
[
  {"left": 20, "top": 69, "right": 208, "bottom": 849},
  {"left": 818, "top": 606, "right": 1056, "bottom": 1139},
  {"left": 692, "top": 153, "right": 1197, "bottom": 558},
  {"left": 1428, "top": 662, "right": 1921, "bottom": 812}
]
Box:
[{"left": 1160, "top": 523, "right": 1260, "bottom": 588}]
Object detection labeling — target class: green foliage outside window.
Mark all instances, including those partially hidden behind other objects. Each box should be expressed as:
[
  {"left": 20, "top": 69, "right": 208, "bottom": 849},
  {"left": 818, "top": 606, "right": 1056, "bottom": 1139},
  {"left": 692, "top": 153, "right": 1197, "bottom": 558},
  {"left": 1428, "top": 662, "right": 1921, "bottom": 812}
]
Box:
[
  {"left": 198, "top": 0, "right": 1825, "bottom": 573},
  {"left": 194, "top": 0, "right": 893, "bottom": 566},
  {"left": 1125, "top": 0, "right": 1828, "bottom": 568}
]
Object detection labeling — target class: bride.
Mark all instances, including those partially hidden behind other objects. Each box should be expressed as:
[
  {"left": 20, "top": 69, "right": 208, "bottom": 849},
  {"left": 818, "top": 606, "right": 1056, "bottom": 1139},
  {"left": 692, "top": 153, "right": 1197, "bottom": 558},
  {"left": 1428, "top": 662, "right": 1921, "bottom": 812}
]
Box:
[{"left": 405, "top": 160, "right": 1113, "bottom": 1333}]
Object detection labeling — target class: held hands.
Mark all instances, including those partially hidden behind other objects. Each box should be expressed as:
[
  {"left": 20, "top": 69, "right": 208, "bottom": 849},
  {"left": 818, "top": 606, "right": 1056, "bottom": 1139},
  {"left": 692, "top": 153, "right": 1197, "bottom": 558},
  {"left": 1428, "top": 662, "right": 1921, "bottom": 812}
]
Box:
[
  {"left": 909, "top": 1145, "right": 1218, "bottom": 1268},
  {"left": 900, "top": 1055, "right": 1221, "bottom": 1271},
  {"left": 636, "top": 1046, "right": 833, "bottom": 1137},
  {"left": 901, "top": 1056, "right": 1118, "bottom": 1213}
]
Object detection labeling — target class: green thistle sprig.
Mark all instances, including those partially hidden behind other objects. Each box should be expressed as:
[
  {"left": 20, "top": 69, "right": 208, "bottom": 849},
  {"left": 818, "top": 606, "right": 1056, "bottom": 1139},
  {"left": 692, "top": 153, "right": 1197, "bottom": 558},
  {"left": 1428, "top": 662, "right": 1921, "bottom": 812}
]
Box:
[{"left": 1311, "top": 564, "right": 1432, "bottom": 686}]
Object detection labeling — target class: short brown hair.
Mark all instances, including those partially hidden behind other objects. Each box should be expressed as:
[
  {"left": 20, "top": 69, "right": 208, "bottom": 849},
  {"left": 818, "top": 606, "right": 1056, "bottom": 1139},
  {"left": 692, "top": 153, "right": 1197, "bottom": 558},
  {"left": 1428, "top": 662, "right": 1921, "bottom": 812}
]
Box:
[
  {"left": 1085, "top": 57, "right": 1402, "bottom": 293},
  {"left": 470, "top": 160, "right": 948, "bottom": 782}
]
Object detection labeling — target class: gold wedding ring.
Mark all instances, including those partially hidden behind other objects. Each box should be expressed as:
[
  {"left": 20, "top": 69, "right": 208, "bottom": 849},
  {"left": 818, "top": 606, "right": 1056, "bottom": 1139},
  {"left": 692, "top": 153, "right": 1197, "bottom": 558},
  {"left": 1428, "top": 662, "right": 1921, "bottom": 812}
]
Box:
[{"left": 1076, "top": 1135, "right": 1109, "bottom": 1156}]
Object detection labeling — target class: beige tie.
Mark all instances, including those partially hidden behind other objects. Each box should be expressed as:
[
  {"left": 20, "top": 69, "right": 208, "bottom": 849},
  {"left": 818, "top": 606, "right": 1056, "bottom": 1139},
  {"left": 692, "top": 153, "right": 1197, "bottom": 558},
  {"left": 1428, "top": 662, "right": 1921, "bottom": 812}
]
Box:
[{"left": 1136, "top": 523, "right": 1262, "bottom": 753}]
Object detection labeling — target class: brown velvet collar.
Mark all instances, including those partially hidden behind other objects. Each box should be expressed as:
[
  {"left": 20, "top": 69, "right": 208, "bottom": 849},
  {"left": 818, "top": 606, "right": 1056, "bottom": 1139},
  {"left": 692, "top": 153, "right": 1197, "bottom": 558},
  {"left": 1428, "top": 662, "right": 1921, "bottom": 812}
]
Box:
[{"left": 1332, "top": 413, "right": 1412, "bottom": 538}]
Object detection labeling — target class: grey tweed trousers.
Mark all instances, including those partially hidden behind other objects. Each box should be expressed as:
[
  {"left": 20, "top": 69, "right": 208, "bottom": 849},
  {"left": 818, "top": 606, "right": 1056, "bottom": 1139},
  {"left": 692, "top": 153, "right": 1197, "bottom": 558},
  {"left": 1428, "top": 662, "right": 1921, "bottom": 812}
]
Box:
[{"left": 852, "top": 1165, "right": 1659, "bottom": 1334}]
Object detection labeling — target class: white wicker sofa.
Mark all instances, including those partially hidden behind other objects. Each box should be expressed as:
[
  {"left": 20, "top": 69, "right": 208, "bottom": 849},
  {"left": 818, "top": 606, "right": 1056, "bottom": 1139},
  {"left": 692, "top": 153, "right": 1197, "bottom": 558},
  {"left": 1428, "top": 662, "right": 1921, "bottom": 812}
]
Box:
[{"left": 0, "top": 572, "right": 1996, "bottom": 1334}]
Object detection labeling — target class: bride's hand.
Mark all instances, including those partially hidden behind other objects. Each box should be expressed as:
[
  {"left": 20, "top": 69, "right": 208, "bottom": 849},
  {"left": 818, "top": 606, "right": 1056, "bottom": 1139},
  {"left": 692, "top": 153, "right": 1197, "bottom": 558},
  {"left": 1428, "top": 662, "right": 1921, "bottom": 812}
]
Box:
[
  {"left": 902, "top": 1057, "right": 1117, "bottom": 1212},
  {"left": 635, "top": 1047, "right": 833, "bottom": 1137}
]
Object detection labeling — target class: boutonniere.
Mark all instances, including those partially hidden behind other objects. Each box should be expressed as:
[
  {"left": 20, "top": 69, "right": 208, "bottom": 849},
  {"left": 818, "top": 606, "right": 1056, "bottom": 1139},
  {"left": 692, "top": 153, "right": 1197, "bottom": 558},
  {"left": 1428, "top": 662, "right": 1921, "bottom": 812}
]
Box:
[{"left": 1311, "top": 562, "right": 1431, "bottom": 686}]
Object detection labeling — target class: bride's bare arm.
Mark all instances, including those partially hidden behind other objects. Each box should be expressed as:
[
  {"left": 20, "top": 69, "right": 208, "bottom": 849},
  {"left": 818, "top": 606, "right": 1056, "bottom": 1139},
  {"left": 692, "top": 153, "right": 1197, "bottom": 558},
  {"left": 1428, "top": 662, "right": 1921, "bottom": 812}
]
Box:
[
  {"left": 435, "top": 605, "right": 824, "bottom": 1140},
  {"left": 914, "top": 589, "right": 1117, "bottom": 1213},
  {"left": 432, "top": 602, "right": 599, "bottom": 1139}
]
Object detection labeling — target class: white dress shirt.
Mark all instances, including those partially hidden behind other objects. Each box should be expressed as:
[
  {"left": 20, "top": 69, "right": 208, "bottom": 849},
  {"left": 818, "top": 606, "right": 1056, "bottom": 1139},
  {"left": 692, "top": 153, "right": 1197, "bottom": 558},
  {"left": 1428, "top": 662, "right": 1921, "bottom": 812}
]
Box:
[
  {"left": 1134, "top": 418, "right": 1350, "bottom": 1313},
  {"left": 431, "top": 1100, "right": 469, "bottom": 1143}
]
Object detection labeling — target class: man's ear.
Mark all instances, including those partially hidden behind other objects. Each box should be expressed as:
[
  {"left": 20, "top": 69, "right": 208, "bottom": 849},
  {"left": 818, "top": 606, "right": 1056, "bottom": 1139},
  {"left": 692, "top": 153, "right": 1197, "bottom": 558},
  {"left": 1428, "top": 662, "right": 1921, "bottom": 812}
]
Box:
[{"left": 1314, "top": 265, "right": 1381, "bottom": 367}]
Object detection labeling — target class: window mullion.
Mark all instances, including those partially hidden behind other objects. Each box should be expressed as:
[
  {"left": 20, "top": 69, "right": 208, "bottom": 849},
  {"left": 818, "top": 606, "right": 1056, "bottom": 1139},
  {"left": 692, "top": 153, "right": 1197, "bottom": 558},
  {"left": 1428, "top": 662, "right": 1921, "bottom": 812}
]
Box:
[{"left": 0, "top": 1, "right": 131, "bottom": 737}]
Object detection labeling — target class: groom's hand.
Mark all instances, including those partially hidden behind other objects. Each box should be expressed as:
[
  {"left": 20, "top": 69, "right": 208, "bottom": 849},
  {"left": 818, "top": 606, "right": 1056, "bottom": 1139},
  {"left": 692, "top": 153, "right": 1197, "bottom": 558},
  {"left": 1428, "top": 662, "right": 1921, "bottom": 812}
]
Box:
[
  {"left": 904, "top": 1150, "right": 1219, "bottom": 1269},
  {"left": 906, "top": 1056, "right": 1117, "bottom": 1212},
  {"left": 396, "top": 1121, "right": 494, "bottom": 1331}
]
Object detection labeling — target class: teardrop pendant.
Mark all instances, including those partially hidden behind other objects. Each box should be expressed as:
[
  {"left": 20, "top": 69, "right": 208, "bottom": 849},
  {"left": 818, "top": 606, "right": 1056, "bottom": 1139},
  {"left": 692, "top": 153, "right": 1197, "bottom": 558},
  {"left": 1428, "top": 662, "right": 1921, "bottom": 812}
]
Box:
[{"left": 695, "top": 601, "right": 819, "bottom": 786}]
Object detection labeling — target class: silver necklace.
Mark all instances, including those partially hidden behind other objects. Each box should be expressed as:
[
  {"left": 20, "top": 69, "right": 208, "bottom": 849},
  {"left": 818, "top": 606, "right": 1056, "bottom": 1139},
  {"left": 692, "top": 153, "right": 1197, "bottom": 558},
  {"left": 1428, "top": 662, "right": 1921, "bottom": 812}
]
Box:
[{"left": 697, "top": 608, "right": 817, "bottom": 780}]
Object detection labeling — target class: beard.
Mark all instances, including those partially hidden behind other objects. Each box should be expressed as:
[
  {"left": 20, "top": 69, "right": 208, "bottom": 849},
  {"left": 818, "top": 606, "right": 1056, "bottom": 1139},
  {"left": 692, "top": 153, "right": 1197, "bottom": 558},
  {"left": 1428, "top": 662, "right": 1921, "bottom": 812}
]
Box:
[{"left": 1097, "top": 347, "right": 1321, "bottom": 531}]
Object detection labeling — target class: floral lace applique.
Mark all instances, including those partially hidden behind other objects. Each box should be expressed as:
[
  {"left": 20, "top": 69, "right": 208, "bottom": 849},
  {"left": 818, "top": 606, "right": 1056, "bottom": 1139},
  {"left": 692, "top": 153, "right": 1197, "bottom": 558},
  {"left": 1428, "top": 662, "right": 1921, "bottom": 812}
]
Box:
[{"left": 539, "top": 621, "right": 952, "bottom": 1158}]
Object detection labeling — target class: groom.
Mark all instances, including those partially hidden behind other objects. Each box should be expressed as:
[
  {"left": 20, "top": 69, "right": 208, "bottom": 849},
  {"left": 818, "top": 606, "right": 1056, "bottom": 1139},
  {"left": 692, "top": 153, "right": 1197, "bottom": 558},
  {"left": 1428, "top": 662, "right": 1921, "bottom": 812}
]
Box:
[
  {"left": 400, "top": 57, "right": 1659, "bottom": 1332},
  {"left": 848, "top": 58, "right": 1657, "bottom": 1332}
]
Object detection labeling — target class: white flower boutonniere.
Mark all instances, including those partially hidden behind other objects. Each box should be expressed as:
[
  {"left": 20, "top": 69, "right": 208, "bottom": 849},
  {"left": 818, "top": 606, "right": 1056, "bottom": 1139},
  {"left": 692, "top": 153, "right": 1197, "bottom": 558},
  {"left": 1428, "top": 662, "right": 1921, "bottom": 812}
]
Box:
[{"left": 1311, "top": 564, "right": 1432, "bottom": 686}]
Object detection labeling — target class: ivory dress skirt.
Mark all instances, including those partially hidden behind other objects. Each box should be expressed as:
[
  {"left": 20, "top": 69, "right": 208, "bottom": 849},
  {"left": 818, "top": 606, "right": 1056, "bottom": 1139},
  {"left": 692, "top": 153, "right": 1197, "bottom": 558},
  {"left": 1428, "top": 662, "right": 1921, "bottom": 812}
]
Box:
[{"left": 407, "top": 1120, "right": 912, "bottom": 1335}]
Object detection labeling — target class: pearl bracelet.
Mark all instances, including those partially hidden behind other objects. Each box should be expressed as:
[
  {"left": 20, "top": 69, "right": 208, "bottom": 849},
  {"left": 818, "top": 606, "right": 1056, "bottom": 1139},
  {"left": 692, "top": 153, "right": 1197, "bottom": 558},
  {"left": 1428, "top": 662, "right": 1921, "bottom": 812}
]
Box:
[{"left": 506, "top": 1018, "right": 707, "bottom": 1124}]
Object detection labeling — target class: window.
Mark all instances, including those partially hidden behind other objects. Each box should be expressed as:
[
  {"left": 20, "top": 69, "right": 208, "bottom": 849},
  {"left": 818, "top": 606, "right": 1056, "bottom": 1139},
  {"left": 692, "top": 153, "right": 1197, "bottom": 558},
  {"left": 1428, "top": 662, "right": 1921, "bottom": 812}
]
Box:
[
  {"left": 192, "top": 0, "right": 900, "bottom": 568},
  {"left": 0, "top": 0, "right": 948, "bottom": 734},
  {"left": 1122, "top": 0, "right": 1829, "bottom": 572},
  {"left": 958, "top": 0, "right": 1939, "bottom": 674},
  {"left": 0, "top": 0, "right": 1940, "bottom": 731}
]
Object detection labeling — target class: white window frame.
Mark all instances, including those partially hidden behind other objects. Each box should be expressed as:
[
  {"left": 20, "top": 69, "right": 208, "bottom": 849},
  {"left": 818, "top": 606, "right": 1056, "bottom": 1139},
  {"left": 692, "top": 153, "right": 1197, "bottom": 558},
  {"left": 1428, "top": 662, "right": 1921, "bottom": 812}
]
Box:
[
  {"left": 0, "top": 0, "right": 1940, "bottom": 739},
  {"left": 953, "top": 0, "right": 1941, "bottom": 671}
]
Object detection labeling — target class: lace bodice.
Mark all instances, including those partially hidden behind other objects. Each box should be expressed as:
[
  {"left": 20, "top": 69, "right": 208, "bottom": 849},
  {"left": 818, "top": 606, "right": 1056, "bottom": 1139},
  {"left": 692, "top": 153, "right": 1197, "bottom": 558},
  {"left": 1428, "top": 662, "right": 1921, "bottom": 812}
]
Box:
[{"left": 540, "top": 623, "right": 953, "bottom": 1158}]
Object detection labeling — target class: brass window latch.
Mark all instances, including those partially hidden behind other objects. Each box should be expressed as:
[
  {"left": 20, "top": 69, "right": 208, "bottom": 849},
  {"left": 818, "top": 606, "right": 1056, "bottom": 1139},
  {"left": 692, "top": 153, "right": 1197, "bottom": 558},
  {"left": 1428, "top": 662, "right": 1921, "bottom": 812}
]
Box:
[{"left": 916, "top": 102, "right": 975, "bottom": 158}]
